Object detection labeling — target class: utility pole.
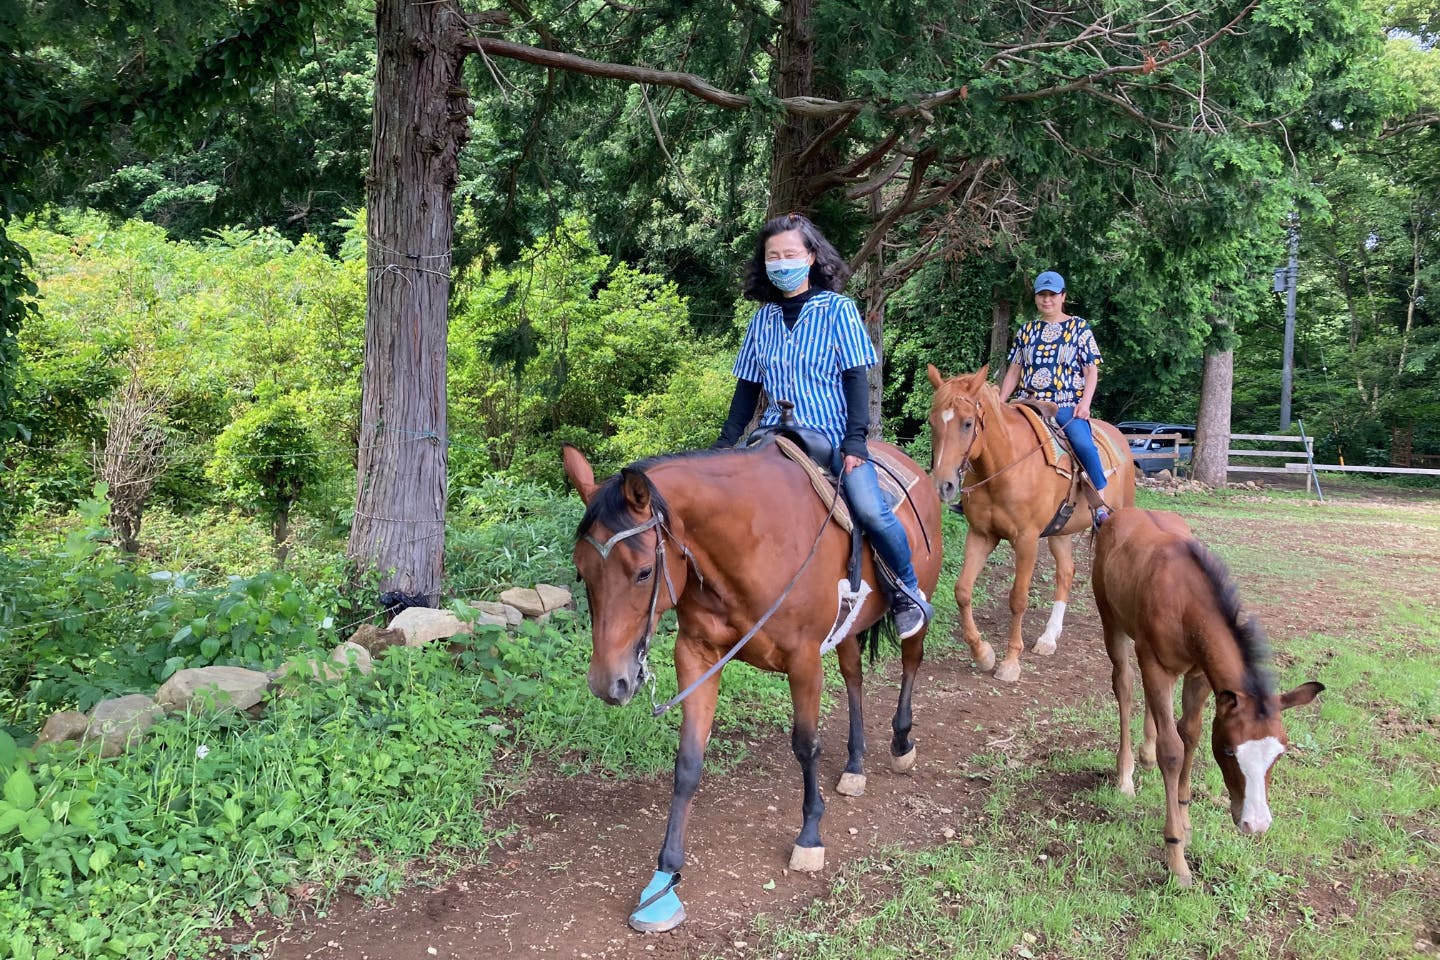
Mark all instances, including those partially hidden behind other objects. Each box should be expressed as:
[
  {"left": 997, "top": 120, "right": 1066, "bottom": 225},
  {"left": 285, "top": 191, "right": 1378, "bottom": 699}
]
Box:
[{"left": 1280, "top": 214, "right": 1298, "bottom": 431}]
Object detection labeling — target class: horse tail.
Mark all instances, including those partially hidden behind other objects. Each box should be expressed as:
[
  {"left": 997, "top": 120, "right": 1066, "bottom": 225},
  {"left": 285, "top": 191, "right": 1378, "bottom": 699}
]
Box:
[
  {"left": 1185, "top": 540, "right": 1274, "bottom": 708},
  {"left": 861, "top": 618, "right": 897, "bottom": 665}
]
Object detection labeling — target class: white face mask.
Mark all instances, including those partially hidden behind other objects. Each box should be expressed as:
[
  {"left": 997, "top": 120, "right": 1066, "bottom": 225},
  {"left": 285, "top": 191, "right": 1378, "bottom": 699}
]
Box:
[{"left": 766, "top": 259, "right": 811, "bottom": 292}]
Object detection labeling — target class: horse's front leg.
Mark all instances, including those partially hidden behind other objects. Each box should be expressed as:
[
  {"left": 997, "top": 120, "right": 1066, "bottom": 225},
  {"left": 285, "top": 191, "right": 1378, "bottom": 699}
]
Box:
[
  {"left": 956, "top": 528, "right": 1000, "bottom": 672},
  {"left": 632, "top": 641, "right": 720, "bottom": 933},
  {"left": 834, "top": 635, "right": 867, "bottom": 796},
  {"left": 1033, "top": 534, "right": 1075, "bottom": 655},
  {"left": 1137, "top": 655, "right": 1190, "bottom": 885},
  {"left": 1177, "top": 672, "right": 1210, "bottom": 841},
  {"left": 995, "top": 533, "right": 1041, "bottom": 682},
  {"left": 787, "top": 653, "right": 827, "bottom": 872}
]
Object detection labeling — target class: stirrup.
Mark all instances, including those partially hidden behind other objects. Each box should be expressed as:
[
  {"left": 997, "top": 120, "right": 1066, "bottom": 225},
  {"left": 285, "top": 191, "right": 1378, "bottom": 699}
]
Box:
[{"left": 1040, "top": 500, "right": 1074, "bottom": 537}]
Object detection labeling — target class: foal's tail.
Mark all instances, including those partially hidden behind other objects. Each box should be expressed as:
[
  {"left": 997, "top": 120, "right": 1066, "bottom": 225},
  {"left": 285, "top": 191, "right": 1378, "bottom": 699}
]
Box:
[{"left": 1185, "top": 540, "right": 1274, "bottom": 704}]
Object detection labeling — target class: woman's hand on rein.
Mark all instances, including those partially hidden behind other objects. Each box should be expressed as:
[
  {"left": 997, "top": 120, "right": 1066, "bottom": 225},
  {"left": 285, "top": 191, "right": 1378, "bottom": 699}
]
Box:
[{"left": 843, "top": 454, "right": 865, "bottom": 474}]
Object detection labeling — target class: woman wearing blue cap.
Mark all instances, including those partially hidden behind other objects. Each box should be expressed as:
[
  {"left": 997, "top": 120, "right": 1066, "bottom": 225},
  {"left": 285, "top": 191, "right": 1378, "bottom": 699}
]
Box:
[
  {"left": 713, "top": 212, "right": 933, "bottom": 639},
  {"left": 998, "top": 270, "right": 1112, "bottom": 525}
]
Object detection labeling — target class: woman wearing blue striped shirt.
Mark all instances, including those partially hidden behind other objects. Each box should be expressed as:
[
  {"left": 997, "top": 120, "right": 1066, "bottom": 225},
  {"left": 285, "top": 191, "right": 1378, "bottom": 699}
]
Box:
[{"left": 713, "top": 213, "right": 933, "bottom": 639}]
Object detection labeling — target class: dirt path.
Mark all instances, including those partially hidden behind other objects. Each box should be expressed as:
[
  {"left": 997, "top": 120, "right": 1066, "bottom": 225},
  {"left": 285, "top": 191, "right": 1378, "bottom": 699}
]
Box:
[
  {"left": 235, "top": 490, "right": 1439, "bottom": 960},
  {"left": 239, "top": 554, "right": 1117, "bottom": 960}
]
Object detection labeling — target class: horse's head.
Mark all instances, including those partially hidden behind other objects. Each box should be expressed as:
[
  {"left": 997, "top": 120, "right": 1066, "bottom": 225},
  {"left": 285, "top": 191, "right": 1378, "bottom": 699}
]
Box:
[
  {"left": 563, "top": 445, "right": 689, "bottom": 707},
  {"left": 926, "top": 363, "right": 988, "bottom": 504},
  {"left": 1211, "top": 681, "right": 1324, "bottom": 835}
]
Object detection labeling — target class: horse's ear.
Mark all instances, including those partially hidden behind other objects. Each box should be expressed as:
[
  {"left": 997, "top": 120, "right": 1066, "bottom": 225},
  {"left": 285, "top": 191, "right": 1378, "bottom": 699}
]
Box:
[
  {"left": 620, "top": 467, "right": 652, "bottom": 515},
  {"left": 926, "top": 363, "right": 945, "bottom": 390},
  {"left": 1215, "top": 690, "right": 1241, "bottom": 713},
  {"left": 1280, "top": 681, "right": 1325, "bottom": 710},
  {"left": 562, "top": 444, "right": 599, "bottom": 504},
  {"left": 977, "top": 363, "right": 990, "bottom": 383}
]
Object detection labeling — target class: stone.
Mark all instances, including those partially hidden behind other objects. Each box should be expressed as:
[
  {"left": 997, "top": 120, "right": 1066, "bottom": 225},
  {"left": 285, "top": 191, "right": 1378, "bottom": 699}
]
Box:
[
  {"left": 476, "top": 601, "right": 524, "bottom": 627},
  {"left": 85, "top": 695, "right": 164, "bottom": 758},
  {"left": 535, "top": 583, "right": 574, "bottom": 612},
  {"left": 389, "top": 607, "right": 473, "bottom": 646},
  {"left": 36, "top": 710, "right": 89, "bottom": 746},
  {"left": 1156, "top": 469, "right": 1173, "bottom": 481},
  {"left": 330, "top": 641, "right": 372, "bottom": 674},
  {"left": 349, "top": 622, "right": 408, "bottom": 655},
  {"left": 499, "top": 587, "right": 546, "bottom": 619},
  {"left": 155, "top": 666, "right": 271, "bottom": 714}
]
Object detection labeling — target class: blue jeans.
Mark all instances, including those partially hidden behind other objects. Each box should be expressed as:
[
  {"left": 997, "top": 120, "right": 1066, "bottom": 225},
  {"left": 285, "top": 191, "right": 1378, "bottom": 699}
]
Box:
[
  {"left": 839, "top": 458, "right": 918, "bottom": 592},
  {"left": 1054, "top": 407, "right": 1108, "bottom": 491}
]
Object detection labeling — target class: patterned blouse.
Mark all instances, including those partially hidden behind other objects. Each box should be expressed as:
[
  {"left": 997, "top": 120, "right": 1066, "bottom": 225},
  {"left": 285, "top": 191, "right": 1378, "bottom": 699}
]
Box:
[
  {"left": 733, "top": 290, "right": 877, "bottom": 447},
  {"left": 1007, "top": 315, "right": 1102, "bottom": 406}
]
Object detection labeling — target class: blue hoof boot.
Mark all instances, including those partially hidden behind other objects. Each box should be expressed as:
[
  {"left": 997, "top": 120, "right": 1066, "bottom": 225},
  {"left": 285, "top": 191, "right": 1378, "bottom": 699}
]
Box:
[{"left": 630, "top": 870, "right": 685, "bottom": 933}]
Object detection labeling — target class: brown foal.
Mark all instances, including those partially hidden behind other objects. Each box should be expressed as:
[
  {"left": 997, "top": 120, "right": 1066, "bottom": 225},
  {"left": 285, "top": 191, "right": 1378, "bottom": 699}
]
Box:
[{"left": 1092, "top": 507, "right": 1324, "bottom": 885}]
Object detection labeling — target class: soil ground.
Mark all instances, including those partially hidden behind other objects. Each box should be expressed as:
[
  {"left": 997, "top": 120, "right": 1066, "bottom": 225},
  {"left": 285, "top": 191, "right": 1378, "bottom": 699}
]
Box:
[{"left": 232, "top": 481, "right": 1439, "bottom": 960}]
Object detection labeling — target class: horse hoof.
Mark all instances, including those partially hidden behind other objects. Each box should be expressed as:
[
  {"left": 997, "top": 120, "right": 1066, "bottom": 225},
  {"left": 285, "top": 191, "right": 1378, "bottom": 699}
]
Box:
[
  {"left": 789, "top": 844, "right": 826, "bottom": 873},
  {"left": 993, "top": 661, "right": 1022, "bottom": 683},
  {"left": 1032, "top": 637, "right": 1057, "bottom": 656},
  {"left": 890, "top": 747, "right": 917, "bottom": 774},
  {"left": 1171, "top": 871, "right": 1194, "bottom": 889},
  {"left": 1118, "top": 778, "right": 1136, "bottom": 797},
  {"left": 974, "top": 645, "right": 996, "bottom": 672},
  {"left": 629, "top": 870, "right": 686, "bottom": 932},
  {"left": 835, "top": 772, "right": 867, "bottom": 796}
]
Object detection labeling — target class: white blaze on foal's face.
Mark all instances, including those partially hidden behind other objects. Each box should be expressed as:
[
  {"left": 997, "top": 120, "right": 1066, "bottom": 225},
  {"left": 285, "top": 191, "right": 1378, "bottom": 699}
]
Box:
[{"left": 1232, "top": 736, "right": 1285, "bottom": 834}]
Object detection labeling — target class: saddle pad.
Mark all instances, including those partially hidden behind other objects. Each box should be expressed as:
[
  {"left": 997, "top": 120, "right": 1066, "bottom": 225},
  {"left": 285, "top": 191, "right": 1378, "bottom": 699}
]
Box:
[
  {"left": 772, "top": 437, "right": 919, "bottom": 534},
  {"left": 1013, "top": 405, "right": 1127, "bottom": 480}
]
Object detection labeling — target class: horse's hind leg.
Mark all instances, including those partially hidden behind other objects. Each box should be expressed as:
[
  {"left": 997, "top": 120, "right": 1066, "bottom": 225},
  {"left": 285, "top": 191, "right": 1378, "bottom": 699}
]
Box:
[
  {"left": 995, "top": 534, "right": 1041, "bottom": 683},
  {"left": 1034, "top": 534, "right": 1075, "bottom": 655},
  {"left": 889, "top": 627, "right": 925, "bottom": 773},
  {"left": 787, "top": 657, "right": 827, "bottom": 872},
  {"left": 834, "top": 636, "right": 867, "bottom": 796}
]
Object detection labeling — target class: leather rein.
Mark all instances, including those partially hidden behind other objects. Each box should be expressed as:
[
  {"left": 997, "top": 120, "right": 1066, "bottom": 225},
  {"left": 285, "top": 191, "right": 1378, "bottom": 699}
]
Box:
[
  {"left": 581, "top": 481, "right": 841, "bottom": 718},
  {"left": 952, "top": 396, "right": 1045, "bottom": 496}
]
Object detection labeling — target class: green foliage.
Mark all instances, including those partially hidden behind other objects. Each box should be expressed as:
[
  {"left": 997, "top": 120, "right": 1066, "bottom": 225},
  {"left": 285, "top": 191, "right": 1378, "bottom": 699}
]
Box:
[
  {"left": 449, "top": 220, "right": 694, "bottom": 484},
  {"left": 207, "top": 394, "right": 332, "bottom": 546}
]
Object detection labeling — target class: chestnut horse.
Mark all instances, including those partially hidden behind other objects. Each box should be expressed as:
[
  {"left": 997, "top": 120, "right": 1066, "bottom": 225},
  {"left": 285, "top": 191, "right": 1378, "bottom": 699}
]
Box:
[
  {"left": 926, "top": 364, "right": 1136, "bottom": 681},
  {"left": 1093, "top": 507, "right": 1324, "bottom": 885},
  {"left": 562, "top": 441, "right": 941, "bottom": 932}
]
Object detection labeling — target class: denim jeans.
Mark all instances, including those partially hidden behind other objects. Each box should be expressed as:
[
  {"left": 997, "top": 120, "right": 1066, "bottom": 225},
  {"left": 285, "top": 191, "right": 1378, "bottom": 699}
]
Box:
[
  {"left": 839, "top": 458, "right": 918, "bottom": 591},
  {"left": 1054, "top": 407, "right": 1108, "bottom": 491}
]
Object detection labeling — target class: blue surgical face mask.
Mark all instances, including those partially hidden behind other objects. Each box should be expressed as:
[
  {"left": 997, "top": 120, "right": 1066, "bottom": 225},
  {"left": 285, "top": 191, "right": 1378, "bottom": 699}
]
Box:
[{"left": 766, "top": 258, "right": 811, "bottom": 293}]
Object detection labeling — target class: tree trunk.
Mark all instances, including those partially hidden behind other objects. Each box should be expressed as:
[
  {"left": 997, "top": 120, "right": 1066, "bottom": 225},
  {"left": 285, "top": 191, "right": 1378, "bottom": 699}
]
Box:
[
  {"left": 767, "top": 0, "right": 821, "bottom": 216},
  {"left": 1191, "top": 347, "right": 1234, "bottom": 486},
  {"left": 988, "top": 287, "right": 1014, "bottom": 370},
  {"left": 348, "top": 0, "right": 474, "bottom": 609}
]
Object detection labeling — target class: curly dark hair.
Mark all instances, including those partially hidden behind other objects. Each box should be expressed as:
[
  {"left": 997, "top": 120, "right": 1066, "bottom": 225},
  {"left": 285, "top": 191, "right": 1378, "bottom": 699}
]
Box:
[{"left": 742, "top": 213, "right": 853, "bottom": 302}]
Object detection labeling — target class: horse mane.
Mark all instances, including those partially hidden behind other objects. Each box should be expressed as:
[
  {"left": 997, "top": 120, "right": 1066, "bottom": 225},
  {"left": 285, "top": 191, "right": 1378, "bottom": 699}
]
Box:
[
  {"left": 574, "top": 448, "right": 744, "bottom": 550},
  {"left": 1185, "top": 540, "right": 1274, "bottom": 711}
]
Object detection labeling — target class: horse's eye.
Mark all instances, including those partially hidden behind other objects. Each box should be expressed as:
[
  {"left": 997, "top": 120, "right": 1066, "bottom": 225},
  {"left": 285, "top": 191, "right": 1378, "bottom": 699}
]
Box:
[
  {"left": 636, "top": 567, "right": 654, "bottom": 584},
  {"left": 1221, "top": 748, "right": 1236, "bottom": 758},
  {"left": 964, "top": 419, "right": 974, "bottom": 430}
]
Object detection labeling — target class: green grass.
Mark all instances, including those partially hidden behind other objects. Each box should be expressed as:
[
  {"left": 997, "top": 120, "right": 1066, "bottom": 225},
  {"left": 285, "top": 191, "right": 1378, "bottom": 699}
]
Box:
[{"left": 742, "top": 489, "right": 1440, "bottom": 960}]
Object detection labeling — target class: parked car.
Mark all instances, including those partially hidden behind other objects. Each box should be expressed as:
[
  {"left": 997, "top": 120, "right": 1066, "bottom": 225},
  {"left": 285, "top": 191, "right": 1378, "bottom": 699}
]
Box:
[{"left": 1117, "top": 421, "right": 1196, "bottom": 476}]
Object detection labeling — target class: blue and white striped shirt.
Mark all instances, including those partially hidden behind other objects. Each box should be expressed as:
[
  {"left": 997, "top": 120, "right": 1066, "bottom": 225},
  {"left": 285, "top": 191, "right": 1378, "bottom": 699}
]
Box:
[{"left": 733, "top": 290, "right": 878, "bottom": 446}]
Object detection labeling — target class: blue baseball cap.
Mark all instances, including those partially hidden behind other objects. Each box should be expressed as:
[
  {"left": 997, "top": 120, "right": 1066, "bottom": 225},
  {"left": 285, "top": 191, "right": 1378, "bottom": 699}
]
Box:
[{"left": 1033, "top": 270, "right": 1066, "bottom": 294}]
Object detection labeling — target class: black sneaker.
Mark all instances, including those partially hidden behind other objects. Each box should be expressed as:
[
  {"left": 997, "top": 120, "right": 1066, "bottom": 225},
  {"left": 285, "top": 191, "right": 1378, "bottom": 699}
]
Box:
[{"left": 893, "top": 590, "right": 934, "bottom": 640}]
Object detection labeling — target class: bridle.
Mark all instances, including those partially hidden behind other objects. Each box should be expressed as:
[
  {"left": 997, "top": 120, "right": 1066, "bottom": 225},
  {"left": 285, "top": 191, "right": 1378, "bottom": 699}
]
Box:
[
  {"left": 939, "top": 392, "right": 1043, "bottom": 496},
  {"left": 581, "top": 512, "right": 691, "bottom": 690},
  {"left": 581, "top": 480, "right": 838, "bottom": 719}
]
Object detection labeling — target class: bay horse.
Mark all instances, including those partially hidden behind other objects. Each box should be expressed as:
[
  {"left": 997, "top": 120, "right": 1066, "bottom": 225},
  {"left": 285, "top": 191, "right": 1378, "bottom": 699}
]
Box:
[
  {"left": 1093, "top": 507, "right": 1324, "bottom": 885},
  {"left": 561, "top": 441, "right": 941, "bottom": 932},
  {"left": 926, "top": 364, "right": 1136, "bottom": 681}
]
